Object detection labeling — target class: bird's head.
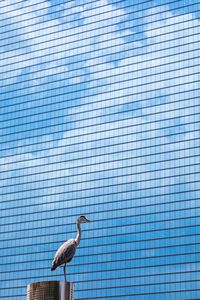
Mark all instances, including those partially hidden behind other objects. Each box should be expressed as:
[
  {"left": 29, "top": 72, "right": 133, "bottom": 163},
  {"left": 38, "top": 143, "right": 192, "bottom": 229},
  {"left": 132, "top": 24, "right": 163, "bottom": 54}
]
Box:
[{"left": 77, "top": 215, "right": 91, "bottom": 223}]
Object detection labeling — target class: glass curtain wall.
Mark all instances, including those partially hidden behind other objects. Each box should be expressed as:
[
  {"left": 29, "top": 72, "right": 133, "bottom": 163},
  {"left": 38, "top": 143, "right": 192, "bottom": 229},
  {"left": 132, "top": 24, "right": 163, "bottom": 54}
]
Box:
[{"left": 0, "top": 0, "right": 199, "bottom": 299}]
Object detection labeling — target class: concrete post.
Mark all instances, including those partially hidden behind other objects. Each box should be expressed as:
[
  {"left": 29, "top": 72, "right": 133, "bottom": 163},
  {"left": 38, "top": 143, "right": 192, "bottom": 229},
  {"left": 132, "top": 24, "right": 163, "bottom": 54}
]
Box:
[{"left": 27, "top": 281, "right": 74, "bottom": 300}]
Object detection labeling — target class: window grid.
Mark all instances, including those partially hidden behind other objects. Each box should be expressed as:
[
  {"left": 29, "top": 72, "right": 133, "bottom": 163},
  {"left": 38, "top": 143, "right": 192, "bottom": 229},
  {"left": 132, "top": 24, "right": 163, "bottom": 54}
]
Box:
[{"left": 1, "top": 0, "right": 199, "bottom": 299}]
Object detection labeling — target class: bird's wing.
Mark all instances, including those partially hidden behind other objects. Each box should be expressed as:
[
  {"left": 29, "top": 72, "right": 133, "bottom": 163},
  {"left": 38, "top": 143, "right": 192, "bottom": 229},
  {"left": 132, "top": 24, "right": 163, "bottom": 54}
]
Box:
[{"left": 52, "top": 239, "right": 77, "bottom": 269}]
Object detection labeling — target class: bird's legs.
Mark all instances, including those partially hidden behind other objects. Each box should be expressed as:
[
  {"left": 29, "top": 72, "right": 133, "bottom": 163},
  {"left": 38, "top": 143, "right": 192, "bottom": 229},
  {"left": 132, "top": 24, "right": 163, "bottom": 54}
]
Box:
[{"left": 63, "top": 263, "right": 67, "bottom": 282}]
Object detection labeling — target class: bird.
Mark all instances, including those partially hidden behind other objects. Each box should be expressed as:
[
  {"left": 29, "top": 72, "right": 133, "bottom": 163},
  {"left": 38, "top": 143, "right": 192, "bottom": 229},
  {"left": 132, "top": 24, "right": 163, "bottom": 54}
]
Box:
[{"left": 51, "top": 215, "right": 91, "bottom": 281}]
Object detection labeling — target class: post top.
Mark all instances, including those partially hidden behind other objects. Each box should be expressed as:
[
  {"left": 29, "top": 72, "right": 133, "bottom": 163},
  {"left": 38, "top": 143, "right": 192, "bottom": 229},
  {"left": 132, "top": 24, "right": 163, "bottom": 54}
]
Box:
[{"left": 27, "top": 281, "right": 74, "bottom": 300}]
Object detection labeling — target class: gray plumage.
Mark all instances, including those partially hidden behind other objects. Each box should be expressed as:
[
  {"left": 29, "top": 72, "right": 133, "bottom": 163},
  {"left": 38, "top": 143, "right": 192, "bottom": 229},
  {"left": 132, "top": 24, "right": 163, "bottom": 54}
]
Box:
[
  {"left": 51, "top": 215, "right": 91, "bottom": 281},
  {"left": 51, "top": 239, "right": 77, "bottom": 271}
]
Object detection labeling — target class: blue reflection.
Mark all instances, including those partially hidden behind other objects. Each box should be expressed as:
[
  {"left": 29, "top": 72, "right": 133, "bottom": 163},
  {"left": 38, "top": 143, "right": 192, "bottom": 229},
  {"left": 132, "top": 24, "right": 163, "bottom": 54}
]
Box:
[{"left": 0, "top": 0, "right": 200, "bottom": 299}]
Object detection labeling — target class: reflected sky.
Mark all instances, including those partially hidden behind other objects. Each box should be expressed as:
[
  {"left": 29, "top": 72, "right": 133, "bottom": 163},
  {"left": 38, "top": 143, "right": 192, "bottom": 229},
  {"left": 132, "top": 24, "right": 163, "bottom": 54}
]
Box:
[{"left": 0, "top": 0, "right": 200, "bottom": 299}]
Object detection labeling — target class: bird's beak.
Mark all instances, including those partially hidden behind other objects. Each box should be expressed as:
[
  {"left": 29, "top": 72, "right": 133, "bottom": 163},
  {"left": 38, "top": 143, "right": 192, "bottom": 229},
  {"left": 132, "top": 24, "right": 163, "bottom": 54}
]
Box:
[{"left": 86, "top": 218, "right": 91, "bottom": 222}]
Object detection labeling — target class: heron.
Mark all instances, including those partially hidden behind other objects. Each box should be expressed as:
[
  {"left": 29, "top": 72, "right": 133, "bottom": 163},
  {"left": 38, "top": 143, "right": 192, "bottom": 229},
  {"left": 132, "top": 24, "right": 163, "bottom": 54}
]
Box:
[{"left": 51, "top": 215, "right": 91, "bottom": 281}]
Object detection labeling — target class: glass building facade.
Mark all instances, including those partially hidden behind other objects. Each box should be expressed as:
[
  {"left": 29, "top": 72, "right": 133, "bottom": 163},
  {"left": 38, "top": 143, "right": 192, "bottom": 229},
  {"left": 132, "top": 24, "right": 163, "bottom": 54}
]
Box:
[{"left": 0, "top": 0, "right": 200, "bottom": 299}]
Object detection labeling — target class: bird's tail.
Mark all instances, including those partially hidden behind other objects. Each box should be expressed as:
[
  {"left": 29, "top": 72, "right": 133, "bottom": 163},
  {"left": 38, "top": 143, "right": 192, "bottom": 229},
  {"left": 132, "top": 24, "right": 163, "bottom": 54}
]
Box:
[{"left": 51, "top": 264, "right": 56, "bottom": 271}]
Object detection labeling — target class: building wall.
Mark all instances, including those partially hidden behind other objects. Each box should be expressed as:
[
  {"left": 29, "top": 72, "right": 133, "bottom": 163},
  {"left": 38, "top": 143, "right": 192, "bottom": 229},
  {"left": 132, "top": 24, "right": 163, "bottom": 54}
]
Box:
[{"left": 0, "top": 0, "right": 200, "bottom": 299}]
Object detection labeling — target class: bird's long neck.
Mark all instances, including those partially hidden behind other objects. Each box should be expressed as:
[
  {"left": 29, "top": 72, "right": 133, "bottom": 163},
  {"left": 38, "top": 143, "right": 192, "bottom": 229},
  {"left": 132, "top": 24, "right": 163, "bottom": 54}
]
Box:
[{"left": 75, "top": 221, "right": 81, "bottom": 245}]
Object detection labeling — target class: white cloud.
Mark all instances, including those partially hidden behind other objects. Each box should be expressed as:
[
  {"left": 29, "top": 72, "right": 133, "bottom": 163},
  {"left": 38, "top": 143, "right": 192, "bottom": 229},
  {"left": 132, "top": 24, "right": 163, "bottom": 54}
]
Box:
[{"left": 0, "top": 1, "right": 199, "bottom": 209}]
